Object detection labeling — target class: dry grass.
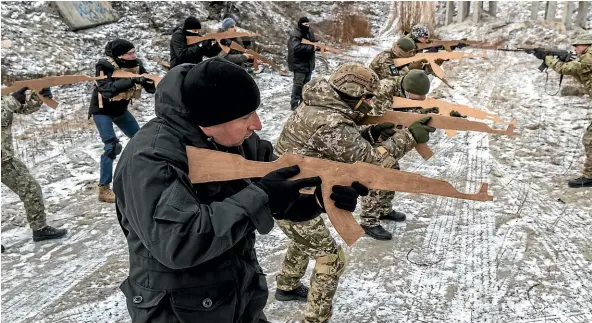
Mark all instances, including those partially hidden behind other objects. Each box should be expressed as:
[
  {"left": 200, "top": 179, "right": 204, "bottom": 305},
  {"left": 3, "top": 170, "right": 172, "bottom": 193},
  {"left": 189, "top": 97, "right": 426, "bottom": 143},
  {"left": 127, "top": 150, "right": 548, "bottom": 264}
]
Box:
[
  {"left": 396, "top": 1, "right": 436, "bottom": 36},
  {"left": 315, "top": 3, "right": 372, "bottom": 46}
]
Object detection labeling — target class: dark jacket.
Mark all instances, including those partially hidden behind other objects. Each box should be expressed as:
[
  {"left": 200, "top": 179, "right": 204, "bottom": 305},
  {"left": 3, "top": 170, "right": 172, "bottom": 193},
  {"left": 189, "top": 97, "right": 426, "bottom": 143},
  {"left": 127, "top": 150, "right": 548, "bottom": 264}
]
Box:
[
  {"left": 88, "top": 59, "right": 155, "bottom": 118},
  {"left": 287, "top": 26, "right": 318, "bottom": 73},
  {"left": 113, "top": 64, "right": 320, "bottom": 323},
  {"left": 218, "top": 28, "right": 250, "bottom": 67},
  {"left": 169, "top": 24, "right": 221, "bottom": 69}
]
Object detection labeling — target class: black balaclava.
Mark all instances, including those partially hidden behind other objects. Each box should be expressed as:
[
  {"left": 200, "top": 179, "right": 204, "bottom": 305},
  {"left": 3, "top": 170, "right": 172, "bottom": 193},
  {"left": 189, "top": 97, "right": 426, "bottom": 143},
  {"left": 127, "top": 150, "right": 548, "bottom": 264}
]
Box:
[{"left": 298, "top": 17, "right": 310, "bottom": 34}]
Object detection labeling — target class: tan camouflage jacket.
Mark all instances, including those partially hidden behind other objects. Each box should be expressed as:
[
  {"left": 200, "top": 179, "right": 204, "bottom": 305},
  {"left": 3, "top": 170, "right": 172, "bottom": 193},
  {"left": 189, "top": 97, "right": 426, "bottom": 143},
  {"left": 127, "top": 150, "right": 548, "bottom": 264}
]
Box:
[
  {"left": 1, "top": 93, "right": 43, "bottom": 162},
  {"left": 371, "top": 76, "right": 405, "bottom": 115},
  {"left": 545, "top": 45, "right": 592, "bottom": 97},
  {"left": 370, "top": 50, "right": 411, "bottom": 79},
  {"left": 274, "top": 78, "right": 416, "bottom": 168}
]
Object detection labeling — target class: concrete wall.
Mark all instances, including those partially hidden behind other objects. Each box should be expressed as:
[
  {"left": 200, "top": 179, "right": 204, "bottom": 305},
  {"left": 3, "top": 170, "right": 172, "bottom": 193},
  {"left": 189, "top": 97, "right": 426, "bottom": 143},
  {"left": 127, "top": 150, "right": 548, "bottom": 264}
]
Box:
[{"left": 54, "top": 1, "right": 120, "bottom": 31}]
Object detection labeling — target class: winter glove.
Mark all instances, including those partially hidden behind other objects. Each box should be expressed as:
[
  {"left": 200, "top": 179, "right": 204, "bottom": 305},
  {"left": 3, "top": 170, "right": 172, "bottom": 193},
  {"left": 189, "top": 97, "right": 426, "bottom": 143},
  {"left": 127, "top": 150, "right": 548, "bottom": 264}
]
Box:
[
  {"left": 454, "top": 42, "right": 467, "bottom": 49},
  {"left": 369, "top": 122, "right": 396, "bottom": 142},
  {"left": 314, "top": 181, "right": 369, "bottom": 212},
  {"left": 533, "top": 48, "right": 547, "bottom": 60},
  {"left": 255, "top": 165, "right": 322, "bottom": 215},
  {"left": 419, "top": 107, "right": 439, "bottom": 114},
  {"left": 408, "top": 116, "right": 436, "bottom": 144},
  {"left": 449, "top": 110, "right": 467, "bottom": 118},
  {"left": 11, "top": 87, "right": 28, "bottom": 105},
  {"left": 38, "top": 87, "right": 52, "bottom": 98}
]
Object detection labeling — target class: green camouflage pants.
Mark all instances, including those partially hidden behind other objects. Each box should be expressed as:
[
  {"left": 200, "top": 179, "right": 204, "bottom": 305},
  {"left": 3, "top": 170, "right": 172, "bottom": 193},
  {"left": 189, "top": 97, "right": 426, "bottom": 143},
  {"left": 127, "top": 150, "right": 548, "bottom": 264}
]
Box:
[
  {"left": 276, "top": 217, "right": 346, "bottom": 323},
  {"left": 583, "top": 122, "right": 592, "bottom": 178},
  {"left": 360, "top": 161, "right": 398, "bottom": 226},
  {"left": 1, "top": 157, "right": 47, "bottom": 230}
]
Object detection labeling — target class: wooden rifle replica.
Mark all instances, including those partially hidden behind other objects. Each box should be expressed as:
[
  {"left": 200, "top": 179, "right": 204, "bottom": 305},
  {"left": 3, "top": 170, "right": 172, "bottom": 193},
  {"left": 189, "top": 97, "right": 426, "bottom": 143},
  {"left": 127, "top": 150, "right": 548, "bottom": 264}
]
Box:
[
  {"left": 186, "top": 31, "right": 260, "bottom": 47},
  {"left": 111, "top": 70, "right": 163, "bottom": 87},
  {"left": 1, "top": 75, "right": 106, "bottom": 109},
  {"left": 359, "top": 111, "right": 517, "bottom": 160},
  {"left": 417, "top": 39, "right": 505, "bottom": 52},
  {"left": 392, "top": 97, "right": 516, "bottom": 138},
  {"left": 301, "top": 39, "right": 344, "bottom": 56},
  {"left": 186, "top": 146, "right": 494, "bottom": 245},
  {"left": 393, "top": 52, "right": 488, "bottom": 88},
  {"left": 227, "top": 41, "right": 288, "bottom": 75}
]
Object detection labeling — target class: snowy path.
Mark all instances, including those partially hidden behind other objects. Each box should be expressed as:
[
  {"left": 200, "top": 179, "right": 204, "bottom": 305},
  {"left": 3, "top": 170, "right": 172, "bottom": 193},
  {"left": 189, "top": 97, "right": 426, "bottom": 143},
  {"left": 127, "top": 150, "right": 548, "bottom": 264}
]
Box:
[{"left": 2, "top": 45, "right": 591, "bottom": 322}]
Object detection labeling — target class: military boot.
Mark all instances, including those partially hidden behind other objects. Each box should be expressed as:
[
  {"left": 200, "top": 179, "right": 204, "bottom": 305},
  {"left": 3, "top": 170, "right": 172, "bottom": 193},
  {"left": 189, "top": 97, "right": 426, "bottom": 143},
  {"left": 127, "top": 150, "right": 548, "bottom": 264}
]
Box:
[
  {"left": 567, "top": 176, "right": 592, "bottom": 188},
  {"left": 98, "top": 185, "right": 116, "bottom": 203},
  {"left": 361, "top": 224, "right": 392, "bottom": 240},
  {"left": 33, "top": 226, "right": 68, "bottom": 242},
  {"left": 380, "top": 210, "right": 407, "bottom": 222},
  {"left": 1, "top": 244, "right": 5, "bottom": 253},
  {"left": 275, "top": 284, "right": 309, "bottom": 302}
]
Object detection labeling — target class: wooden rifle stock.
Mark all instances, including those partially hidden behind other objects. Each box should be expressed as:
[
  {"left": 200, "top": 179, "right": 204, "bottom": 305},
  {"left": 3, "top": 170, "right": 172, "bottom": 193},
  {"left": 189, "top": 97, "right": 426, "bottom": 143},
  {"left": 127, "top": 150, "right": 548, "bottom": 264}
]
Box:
[
  {"left": 186, "top": 147, "right": 494, "bottom": 245},
  {"left": 1, "top": 75, "right": 105, "bottom": 109},
  {"left": 111, "top": 70, "right": 163, "bottom": 87},
  {"left": 228, "top": 41, "right": 288, "bottom": 75},
  {"left": 301, "top": 39, "right": 343, "bottom": 56}
]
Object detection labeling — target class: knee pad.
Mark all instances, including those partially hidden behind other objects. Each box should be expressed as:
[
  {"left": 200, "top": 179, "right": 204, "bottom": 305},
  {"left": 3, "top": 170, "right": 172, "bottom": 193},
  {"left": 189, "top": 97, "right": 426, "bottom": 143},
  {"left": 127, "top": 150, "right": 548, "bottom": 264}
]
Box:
[
  {"left": 104, "top": 139, "right": 122, "bottom": 159},
  {"left": 314, "top": 247, "right": 347, "bottom": 276}
]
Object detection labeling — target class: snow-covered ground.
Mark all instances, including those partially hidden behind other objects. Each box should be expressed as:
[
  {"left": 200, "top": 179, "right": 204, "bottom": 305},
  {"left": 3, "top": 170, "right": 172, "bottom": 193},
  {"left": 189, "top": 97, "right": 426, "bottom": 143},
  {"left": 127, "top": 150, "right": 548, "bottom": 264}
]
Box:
[{"left": 2, "top": 2, "right": 591, "bottom": 323}]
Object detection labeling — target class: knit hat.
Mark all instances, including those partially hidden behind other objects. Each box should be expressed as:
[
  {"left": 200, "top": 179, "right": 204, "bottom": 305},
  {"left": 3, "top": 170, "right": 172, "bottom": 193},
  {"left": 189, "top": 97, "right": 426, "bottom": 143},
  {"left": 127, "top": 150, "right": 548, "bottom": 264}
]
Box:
[
  {"left": 105, "top": 39, "right": 135, "bottom": 57},
  {"left": 397, "top": 38, "right": 416, "bottom": 52},
  {"left": 402, "top": 70, "right": 430, "bottom": 95},
  {"left": 182, "top": 57, "right": 260, "bottom": 127},
  {"left": 222, "top": 17, "right": 236, "bottom": 31},
  {"left": 184, "top": 16, "right": 201, "bottom": 30}
]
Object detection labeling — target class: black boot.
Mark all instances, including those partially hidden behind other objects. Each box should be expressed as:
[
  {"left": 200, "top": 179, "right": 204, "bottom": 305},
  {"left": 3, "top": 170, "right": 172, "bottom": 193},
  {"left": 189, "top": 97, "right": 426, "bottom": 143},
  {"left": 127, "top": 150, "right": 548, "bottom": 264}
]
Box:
[
  {"left": 380, "top": 210, "right": 407, "bottom": 222},
  {"left": 1, "top": 244, "right": 5, "bottom": 253},
  {"left": 275, "top": 284, "right": 309, "bottom": 302},
  {"left": 567, "top": 176, "right": 592, "bottom": 188},
  {"left": 361, "top": 225, "right": 392, "bottom": 240},
  {"left": 32, "top": 226, "right": 68, "bottom": 242}
]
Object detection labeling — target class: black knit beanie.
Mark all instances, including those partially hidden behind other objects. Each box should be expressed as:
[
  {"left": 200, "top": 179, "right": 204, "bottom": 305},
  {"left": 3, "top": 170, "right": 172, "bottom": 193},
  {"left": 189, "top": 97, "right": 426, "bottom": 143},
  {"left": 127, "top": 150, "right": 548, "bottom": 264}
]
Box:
[
  {"left": 182, "top": 57, "right": 260, "bottom": 127},
  {"left": 105, "top": 39, "right": 135, "bottom": 57},
  {"left": 184, "top": 16, "right": 202, "bottom": 30}
]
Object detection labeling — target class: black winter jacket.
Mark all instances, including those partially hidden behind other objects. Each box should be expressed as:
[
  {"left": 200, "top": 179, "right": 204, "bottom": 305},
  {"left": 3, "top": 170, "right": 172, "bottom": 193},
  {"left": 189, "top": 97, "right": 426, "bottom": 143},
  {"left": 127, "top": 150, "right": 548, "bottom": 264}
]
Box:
[
  {"left": 169, "top": 25, "right": 221, "bottom": 69},
  {"left": 287, "top": 26, "right": 318, "bottom": 73},
  {"left": 88, "top": 59, "right": 155, "bottom": 118},
  {"left": 113, "top": 64, "right": 320, "bottom": 323}
]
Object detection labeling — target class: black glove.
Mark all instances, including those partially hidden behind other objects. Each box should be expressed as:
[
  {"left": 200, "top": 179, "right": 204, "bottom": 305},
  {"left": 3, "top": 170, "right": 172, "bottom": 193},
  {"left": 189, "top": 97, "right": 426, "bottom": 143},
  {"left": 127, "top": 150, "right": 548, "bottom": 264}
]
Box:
[
  {"left": 255, "top": 165, "right": 322, "bottom": 215},
  {"left": 370, "top": 122, "right": 396, "bottom": 142},
  {"left": 449, "top": 110, "right": 467, "bottom": 118},
  {"left": 455, "top": 42, "right": 467, "bottom": 49},
  {"left": 315, "top": 181, "right": 369, "bottom": 212},
  {"left": 38, "top": 87, "right": 52, "bottom": 98},
  {"left": 408, "top": 117, "right": 436, "bottom": 144},
  {"left": 419, "top": 107, "right": 439, "bottom": 114},
  {"left": 11, "top": 87, "right": 28, "bottom": 104},
  {"left": 533, "top": 48, "right": 546, "bottom": 60}
]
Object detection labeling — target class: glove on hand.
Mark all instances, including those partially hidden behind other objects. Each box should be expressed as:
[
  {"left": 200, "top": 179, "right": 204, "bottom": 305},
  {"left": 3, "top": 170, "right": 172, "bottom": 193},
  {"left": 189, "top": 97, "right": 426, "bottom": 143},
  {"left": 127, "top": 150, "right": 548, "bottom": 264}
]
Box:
[
  {"left": 369, "top": 122, "right": 396, "bottom": 142},
  {"left": 11, "top": 87, "right": 28, "bottom": 104},
  {"left": 419, "top": 107, "right": 439, "bottom": 114},
  {"left": 38, "top": 87, "right": 52, "bottom": 98},
  {"left": 408, "top": 116, "right": 436, "bottom": 143},
  {"left": 449, "top": 110, "right": 467, "bottom": 118},
  {"left": 315, "top": 181, "right": 369, "bottom": 212}
]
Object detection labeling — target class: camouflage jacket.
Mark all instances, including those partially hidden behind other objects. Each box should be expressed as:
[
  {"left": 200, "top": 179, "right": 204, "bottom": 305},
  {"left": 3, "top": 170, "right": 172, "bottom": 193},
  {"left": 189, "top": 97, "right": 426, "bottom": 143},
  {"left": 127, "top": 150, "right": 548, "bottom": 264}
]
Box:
[
  {"left": 545, "top": 45, "right": 592, "bottom": 97},
  {"left": 274, "top": 78, "right": 416, "bottom": 168},
  {"left": 370, "top": 50, "right": 411, "bottom": 79},
  {"left": 371, "top": 76, "right": 405, "bottom": 115},
  {"left": 1, "top": 93, "right": 43, "bottom": 162}
]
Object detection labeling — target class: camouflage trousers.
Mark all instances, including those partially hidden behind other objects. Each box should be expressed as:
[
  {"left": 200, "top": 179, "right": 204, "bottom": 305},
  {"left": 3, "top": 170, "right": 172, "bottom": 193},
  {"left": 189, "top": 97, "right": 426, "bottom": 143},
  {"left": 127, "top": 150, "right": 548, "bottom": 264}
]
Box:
[
  {"left": 360, "top": 161, "right": 398, "bottom": 227},
  {"left": 1, "top": 157, "right": 47, "bottom": 230},
  {"left": 276, "top": 217, "right": 346, "bottom": 323},
  {"left": 583, "top": 122, "right": 592, "bottom": 178}
]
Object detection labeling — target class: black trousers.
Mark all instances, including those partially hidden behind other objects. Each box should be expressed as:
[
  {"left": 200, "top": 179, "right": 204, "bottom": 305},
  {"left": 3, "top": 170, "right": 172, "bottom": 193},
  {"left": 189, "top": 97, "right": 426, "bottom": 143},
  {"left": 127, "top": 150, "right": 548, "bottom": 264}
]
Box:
[{"left": 290, "top": 71, "right": 312, "bottom": 110}]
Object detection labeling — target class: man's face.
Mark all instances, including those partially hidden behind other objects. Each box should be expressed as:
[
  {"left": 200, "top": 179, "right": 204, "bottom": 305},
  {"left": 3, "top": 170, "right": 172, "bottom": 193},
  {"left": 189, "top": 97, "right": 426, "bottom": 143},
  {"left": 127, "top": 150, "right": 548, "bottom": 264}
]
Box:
[
  {"left": 574, "top": 44, "right": 588, "bottom": 56},
  {"left": 418, "top": 36, "right": 429, "bottom": 44},
  {"left": 200, "top": 111, "right": 262, "bottom": 147},
  {"left": 407, "top": 92, "right": 426, "bottom": 101},
  {"left": 119, "top": 49, "right": 137, "bottom": 61}
]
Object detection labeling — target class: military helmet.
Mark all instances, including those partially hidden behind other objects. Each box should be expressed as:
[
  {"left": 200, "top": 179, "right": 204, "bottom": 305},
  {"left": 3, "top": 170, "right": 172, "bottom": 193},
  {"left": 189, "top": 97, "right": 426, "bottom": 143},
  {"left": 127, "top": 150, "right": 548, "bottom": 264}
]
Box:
[
  {"left": 411, "top": 24, "right": 430, "bottom": 40},
  {"left": 402, "top": 70, "right": 430, "bottom": 95},
  {"left": 572, "top": 36, "right": 592, "bottom": 46},
  {"left": 393, "top": 37, "right": 416, "bottom": 53},
  {"left": 329, "top": 62, "right": 380, "bottom": 98}
]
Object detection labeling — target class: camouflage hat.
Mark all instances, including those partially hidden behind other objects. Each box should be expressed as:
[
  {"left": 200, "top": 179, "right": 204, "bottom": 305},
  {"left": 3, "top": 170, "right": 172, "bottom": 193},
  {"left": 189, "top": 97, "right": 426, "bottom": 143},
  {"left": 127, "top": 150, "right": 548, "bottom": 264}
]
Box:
[
  {"left": 394, "top": 37, "right": 416, "bottom": 53},
  {"left": 411, "top": 24, "right": 430, "bottom": 40},
  {"left": 329, "top": 62, "right": 380, "bottom": 98},
  {"left": 402, "top": 70, "right": 430, "bottom": 95},
  {"left": 572, "top": 36, "right": 592, "bottom": 46}
]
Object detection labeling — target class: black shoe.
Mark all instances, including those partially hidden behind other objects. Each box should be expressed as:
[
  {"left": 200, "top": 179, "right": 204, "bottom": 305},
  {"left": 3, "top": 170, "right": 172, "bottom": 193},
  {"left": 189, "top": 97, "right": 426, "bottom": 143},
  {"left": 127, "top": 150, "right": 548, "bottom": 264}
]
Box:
[
  {"left": 1, "top": 244, "right": 5, "bottom": 253},
  {"left": 275, "top": 284, "right": 309, "bottom": 302},
  {"left": 32, "top": 226, "right": 68, "bottom": 242},
  {"left": 567, "top": 176, "right": 592, "bottom": 188},
  {"left": 380, "top": 210, "right": 407, "bottom": 222},
  {"left": 361, "top": 225, "right": 392, "bottom": 240}
]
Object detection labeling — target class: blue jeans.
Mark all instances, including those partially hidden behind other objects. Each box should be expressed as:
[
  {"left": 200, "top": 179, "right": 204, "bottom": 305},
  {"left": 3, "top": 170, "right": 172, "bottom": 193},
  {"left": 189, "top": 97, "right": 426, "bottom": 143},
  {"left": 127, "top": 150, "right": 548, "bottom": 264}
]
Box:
[{"left": 93, "top": 111, "right": 140, "bottom": 186}]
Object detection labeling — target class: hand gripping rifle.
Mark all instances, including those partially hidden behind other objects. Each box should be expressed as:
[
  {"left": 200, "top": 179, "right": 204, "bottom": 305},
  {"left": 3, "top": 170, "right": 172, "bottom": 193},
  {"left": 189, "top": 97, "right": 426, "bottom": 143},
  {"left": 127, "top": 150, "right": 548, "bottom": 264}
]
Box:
[
  {"left": 186, "top": 31, "right": 261, "bottom": 47},
  {"left": 1, "top": 75, "right": 106, "bottom": 108},
  {"left": 497, "top": 47, "right": 575, "bottom": 72},
  {"left": 358, "top": 111, "right": 517, "bottom": 160},
  {"left": 301, "top": 39, "right": 344, "bottom": 56},
  {"left": 111, "top": 70, "right": 163, "bottom": 87},
  {"left": 186, "top": 146, "right": 494, "bottom": 245},
  {"left": 227, "top": 41, "right": 288, "bottom": 75},
  {"left": 393, "top": 52, "right": 488, "bottom": 88}
]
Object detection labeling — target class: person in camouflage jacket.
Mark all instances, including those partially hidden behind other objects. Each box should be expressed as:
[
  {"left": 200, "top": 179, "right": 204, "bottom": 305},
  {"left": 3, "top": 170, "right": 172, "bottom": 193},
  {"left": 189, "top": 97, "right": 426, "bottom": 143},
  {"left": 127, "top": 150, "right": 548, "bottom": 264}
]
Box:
[
  {"left": 1, "top": 88, "right": 67, "bottom": 250},
  {"left": 273, "top": 62, "right": 435, "bottom": 323},
  {"left": 544, "top": 36, "right": 592, "bottom": 187},
  {"left": 369, "top": 37, "right": 418, "bottom": 79}
]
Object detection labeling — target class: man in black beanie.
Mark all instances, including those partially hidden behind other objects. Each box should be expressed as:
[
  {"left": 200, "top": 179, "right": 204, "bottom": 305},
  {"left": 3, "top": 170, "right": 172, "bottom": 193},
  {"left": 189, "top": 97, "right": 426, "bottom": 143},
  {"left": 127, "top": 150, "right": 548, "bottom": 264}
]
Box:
[
  {"left": 113, "top": 57, "right": 367, "bottom": 323},
  {"left": 169, "top": 16, "right": 221, "bottom": 68},
  {"left": 287, "top": 16, "right": 319, "bottom": 110}
]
